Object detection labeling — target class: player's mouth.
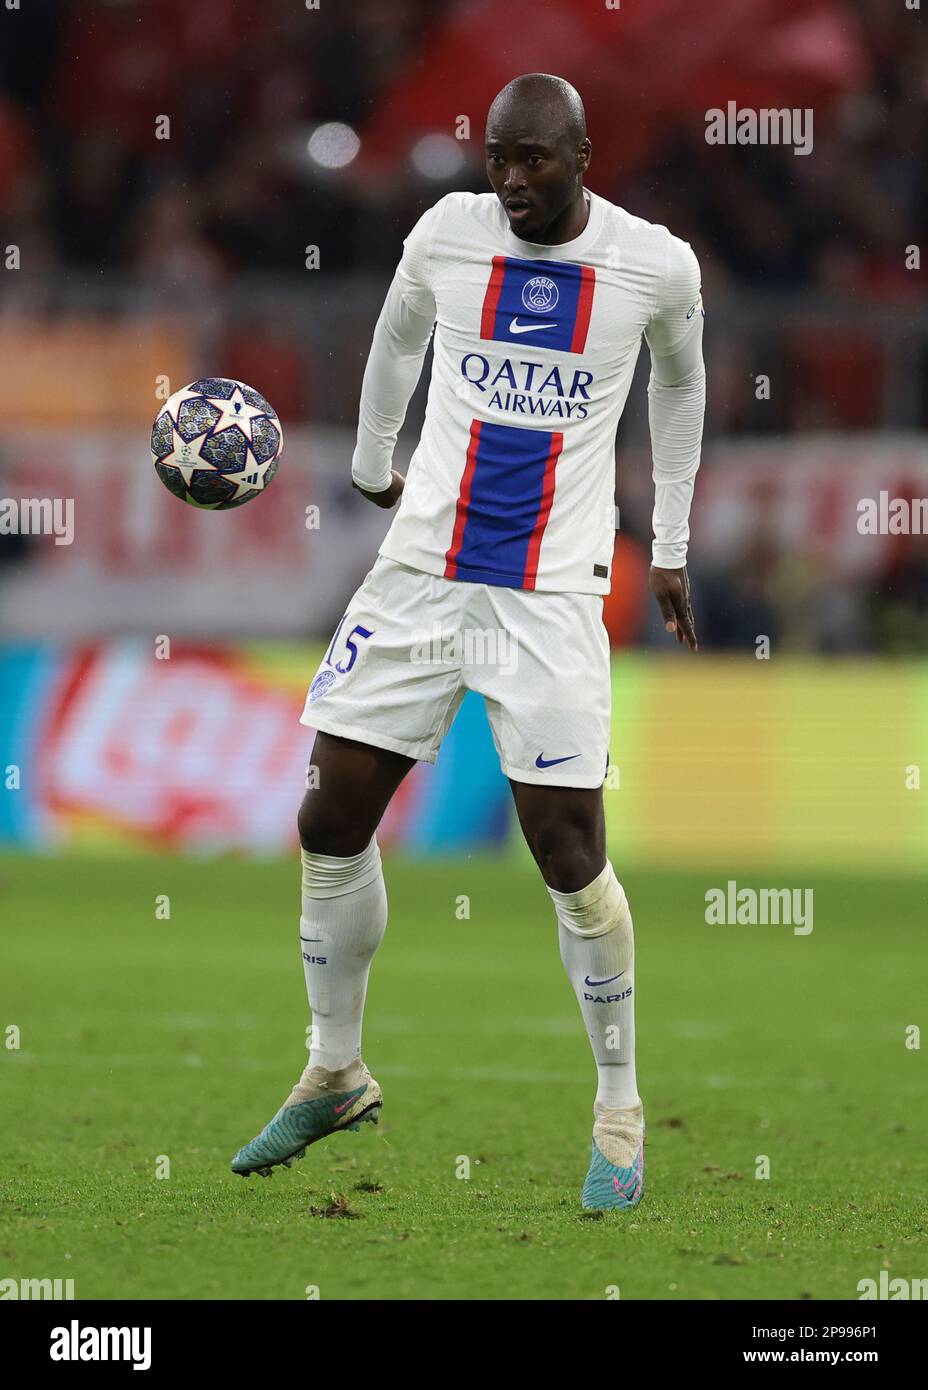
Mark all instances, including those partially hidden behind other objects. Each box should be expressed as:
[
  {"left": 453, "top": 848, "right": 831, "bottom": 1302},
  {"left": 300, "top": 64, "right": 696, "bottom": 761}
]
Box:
[{"left": 504, "top": 197, "right": 534, "bottom": 225}]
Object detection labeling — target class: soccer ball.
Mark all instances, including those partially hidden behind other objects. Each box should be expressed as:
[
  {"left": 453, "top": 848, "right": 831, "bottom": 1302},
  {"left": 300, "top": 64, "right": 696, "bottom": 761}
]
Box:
[{"left": 150, "top": 378, "right": 284, "bottom": 509}]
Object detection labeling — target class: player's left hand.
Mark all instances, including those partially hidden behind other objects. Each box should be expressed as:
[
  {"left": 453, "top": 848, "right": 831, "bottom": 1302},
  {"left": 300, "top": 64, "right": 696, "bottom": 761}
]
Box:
[{"left": 650, "top": 565, "right": 698, "bottom": 651}]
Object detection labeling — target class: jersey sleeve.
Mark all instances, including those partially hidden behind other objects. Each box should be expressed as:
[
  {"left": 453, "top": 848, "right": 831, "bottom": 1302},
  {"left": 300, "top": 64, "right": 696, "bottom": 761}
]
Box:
[
  {"left": 350, "top": 202, "right": 441, "bottom": 492},
  {"left": 644, "top": 234, "right": 703, "bottom": 358},
  {"left": 643, "top": 233, "right": 706, "bottom": 569},
  {"left": 394, "top": 201, "right": 440, "bottom": 318}
]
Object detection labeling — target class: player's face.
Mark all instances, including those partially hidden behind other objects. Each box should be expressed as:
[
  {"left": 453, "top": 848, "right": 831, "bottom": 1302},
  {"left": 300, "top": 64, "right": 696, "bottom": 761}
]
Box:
[{"left": 485, "top": 125, "right": 589, "bottom": 241}]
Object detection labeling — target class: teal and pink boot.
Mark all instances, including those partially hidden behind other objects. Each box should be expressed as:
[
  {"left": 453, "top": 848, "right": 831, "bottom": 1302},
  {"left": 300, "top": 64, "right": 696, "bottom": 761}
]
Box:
[
  {"left": 581, "top": 1101, "right": 645, "bottom": 1210},
  {"left": 231, "top": 1059, "right": 381, "bottom": 1177}
]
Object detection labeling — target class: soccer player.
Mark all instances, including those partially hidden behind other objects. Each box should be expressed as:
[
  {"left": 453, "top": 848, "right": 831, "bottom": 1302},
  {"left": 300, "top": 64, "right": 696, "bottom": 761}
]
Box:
[{"left": 232, "top": 73, "right": 705, "bottom": 1209}]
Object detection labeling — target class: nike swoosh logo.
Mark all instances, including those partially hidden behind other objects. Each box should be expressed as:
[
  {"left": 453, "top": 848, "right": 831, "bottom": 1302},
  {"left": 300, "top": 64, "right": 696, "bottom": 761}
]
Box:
[
  {"left": 613, "top": 1170, "right": 642, "bottom": 1198},
  {"left": 333, "top": 1094, "right": 361, "bottom": 1115},
  {"left": 535, "top": 753, "right": 581, "bottom": 769},
  {"left": 584, "top": 972, "right": 626, "bottom": 987},
  {"left": 509, "top": 317, "right": 556, "bottom": 334},
  {"left": 300, "top": 937, "right": 323, "bottom": 943}
]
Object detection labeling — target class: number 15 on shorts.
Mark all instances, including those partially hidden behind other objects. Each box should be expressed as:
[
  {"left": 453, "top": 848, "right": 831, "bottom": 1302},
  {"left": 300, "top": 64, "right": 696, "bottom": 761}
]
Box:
[{"left": 324, "top": 616, "right": 374, "bottom": 674}]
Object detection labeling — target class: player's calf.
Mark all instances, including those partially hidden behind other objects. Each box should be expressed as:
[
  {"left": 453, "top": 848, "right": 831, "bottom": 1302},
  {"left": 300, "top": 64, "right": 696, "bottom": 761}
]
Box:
[
  {"left": 232, "top": 764, "right": 402, "bottom": 1178},
  {"left": 547, "top": 859, "right": 645, "bottom": 1210}
]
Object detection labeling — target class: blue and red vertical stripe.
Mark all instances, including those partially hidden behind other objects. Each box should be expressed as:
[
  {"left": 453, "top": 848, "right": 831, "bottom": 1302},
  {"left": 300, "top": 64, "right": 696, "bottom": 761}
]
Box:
[{"left": 444, "top": 418, "right": 562, "bottom": 589}]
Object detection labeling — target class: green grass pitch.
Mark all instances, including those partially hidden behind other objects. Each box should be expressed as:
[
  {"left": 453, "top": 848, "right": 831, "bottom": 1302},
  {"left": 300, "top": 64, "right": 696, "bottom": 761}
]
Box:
[{"left": 1, "top": 852, "right": 925, "bottom": 1300}]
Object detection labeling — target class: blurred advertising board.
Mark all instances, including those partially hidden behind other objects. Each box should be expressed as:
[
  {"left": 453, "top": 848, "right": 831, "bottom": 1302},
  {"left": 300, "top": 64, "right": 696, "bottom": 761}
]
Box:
[
  {"left": 0, "top": 642, "right": 511, "bottom": 856},
  {"left": 605, "top": 655, "right": 928, "bottom": 871},
  {"left": 2, "top": 643, "right": 925, "bottom": 870}
]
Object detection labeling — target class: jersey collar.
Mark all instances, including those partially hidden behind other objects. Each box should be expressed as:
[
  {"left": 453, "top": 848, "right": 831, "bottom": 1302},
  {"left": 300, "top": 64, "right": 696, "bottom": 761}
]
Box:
[{"left": 501, "top": 189, "right": 603, "bottom": 260}]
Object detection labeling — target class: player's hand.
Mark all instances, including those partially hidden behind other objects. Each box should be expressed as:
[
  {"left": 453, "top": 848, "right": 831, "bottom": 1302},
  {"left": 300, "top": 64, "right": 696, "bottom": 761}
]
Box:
[
  {"left": 352, "top": 470, "right": 405, "bottom": 509},
  {"left": 650, "top": 564, "right": 698, "bottom": 651}
]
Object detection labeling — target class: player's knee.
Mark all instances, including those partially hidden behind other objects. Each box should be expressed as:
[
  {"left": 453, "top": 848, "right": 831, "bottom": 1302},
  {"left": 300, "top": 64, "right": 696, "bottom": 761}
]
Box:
[
  {"left": 531, "top": 821, "right": 604, "bottom": 894},
  {"left": 548, "top": 860, "right": 629, "bottom": 938},
  {"left": 297, "top": 793, "right": 370, "bottom": 857}
]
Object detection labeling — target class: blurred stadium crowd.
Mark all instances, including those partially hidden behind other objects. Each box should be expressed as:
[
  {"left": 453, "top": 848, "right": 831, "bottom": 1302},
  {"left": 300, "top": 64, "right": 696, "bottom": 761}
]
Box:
[
  {"left": 0, "top": 1, "right": 456, "bottom": 444},
  {"left": 1, "top": 0, "right": 926, "bottom": 652},
  {"left": 0, "top": 0, "right": 445, "bottom": 283},
  {"left": 1, "top": 1, "right": 924, "bottom": 295}
]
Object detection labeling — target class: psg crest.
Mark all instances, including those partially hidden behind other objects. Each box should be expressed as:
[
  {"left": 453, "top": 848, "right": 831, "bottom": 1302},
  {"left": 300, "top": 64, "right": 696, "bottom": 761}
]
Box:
[{"left": 521, "top": 275, "right": 559, "bottom": 313}]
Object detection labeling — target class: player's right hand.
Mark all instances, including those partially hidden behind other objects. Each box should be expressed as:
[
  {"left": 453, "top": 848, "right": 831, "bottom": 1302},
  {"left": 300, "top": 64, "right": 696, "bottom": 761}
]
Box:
[{"left": 352, "top": 470, "right": 405, "bottom": 509}]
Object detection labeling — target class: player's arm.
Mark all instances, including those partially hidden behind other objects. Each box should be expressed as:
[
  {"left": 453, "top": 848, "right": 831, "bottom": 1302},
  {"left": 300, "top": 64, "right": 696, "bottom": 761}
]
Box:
[
  {"left": 643, "top": 235, "right": 706, "bottom": 651},
  {"left": 351, "top": 205, "right": 439, "bottom": 509}
]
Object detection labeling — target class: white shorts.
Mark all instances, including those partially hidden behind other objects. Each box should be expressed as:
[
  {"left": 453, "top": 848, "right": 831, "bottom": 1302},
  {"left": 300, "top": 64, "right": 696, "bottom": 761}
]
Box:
[{"left": 300, "top": 556, "right": 612, "bottom": 788}]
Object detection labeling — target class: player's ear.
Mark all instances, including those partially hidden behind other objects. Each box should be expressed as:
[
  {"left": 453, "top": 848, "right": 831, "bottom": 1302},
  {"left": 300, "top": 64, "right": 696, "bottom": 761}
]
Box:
[{"left": 577, "top": 139, "right": 591, "bottom": 175}]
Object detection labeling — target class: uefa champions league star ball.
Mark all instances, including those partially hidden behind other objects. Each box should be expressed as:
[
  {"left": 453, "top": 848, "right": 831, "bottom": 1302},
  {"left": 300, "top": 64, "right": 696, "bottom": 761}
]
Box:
[{"left": 150, "top": 378, "right": 284, "bottom": 509}]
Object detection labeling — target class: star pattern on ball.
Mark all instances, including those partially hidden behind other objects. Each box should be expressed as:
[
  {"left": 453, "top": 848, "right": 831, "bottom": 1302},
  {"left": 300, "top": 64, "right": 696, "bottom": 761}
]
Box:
[
  {"left": 159, "top": 422, "right": 213, "bottom": 475},
  {"left": 207, "top": 385, "right": 271, "bottom": 435},
  {"left": 150, "top": 379, "right": 283, "bottom": 510},
  {"left": 156, "top": 423, "right": 259, "bottom": 504}
]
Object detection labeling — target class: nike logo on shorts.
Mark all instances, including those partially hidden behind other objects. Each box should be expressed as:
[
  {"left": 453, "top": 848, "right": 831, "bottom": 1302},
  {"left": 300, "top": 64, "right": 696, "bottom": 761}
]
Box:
[{"left": 535, "top": 752, "right": 581, "bottom": 769}]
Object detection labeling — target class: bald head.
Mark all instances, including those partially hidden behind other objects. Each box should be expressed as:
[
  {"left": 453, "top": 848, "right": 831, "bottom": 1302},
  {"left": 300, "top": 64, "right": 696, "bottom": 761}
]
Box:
[
  {"left": 485, "top": 74, "right": 591, "bottom": 244},
  {"left": 487, "top": 73, "right": 587, "bottom": 149}
]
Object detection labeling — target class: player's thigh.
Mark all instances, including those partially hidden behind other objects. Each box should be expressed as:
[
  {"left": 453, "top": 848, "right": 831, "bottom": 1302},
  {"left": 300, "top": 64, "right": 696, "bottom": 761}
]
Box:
[
  {"left": 298, "top": 732, "right": 414, "bottom": 855},
  {"left": 301, "top": 556, "right": 466, "bottom": 766},
  {"left": 465, "top": 587, "right": 611, "bottom": 889},
  {"left": 509, "top": 781, "right": 606, "bottom": 891},
  {"left": 465, "top": 586, "right": 612, "bottom": 792},
  {"left": 298, "top": 557, "right": 468, "bottom": 853}
]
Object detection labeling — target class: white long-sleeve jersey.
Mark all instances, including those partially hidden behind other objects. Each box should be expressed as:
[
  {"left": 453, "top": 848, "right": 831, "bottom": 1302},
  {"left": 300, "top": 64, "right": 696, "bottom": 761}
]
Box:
[{"left": 352, "top": 188, "right": 705, "bottom": 593}]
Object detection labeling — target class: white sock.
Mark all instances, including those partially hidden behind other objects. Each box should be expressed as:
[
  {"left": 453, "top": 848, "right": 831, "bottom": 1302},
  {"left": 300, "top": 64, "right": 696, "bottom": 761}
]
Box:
[
  {"left": 300, "top": 838, "right": 387, "bottom": 1072},
  {"left": 548, "top": 862, "right": 640, "bottom": 1109}
]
